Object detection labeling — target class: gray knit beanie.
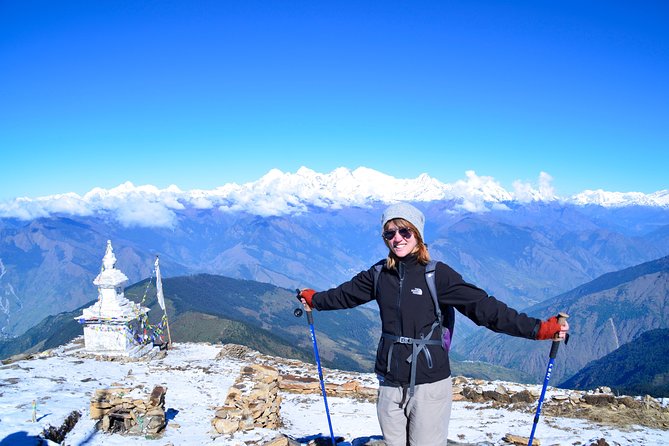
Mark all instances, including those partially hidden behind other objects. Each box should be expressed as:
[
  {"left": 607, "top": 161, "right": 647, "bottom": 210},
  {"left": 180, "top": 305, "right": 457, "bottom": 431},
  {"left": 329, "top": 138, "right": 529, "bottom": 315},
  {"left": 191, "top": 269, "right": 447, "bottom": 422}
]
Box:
[{"left": 381, "top": 202, "right": 425, "bottom": 240}]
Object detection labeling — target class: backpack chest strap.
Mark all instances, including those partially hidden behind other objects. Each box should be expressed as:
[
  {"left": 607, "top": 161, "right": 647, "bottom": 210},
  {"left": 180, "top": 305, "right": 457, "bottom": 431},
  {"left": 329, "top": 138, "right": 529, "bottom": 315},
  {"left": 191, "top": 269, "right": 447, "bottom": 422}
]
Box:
[{"left": 382, "top": 319, "right": 442, "bottom": 399}]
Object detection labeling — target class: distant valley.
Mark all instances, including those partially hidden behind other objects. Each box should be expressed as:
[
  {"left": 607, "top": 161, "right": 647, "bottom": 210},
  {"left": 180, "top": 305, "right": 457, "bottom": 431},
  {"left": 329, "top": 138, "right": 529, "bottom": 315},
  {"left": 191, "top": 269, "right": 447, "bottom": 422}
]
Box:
[
  {"left": 2, "top": 200, "right": 669, "bottom": 339},
  {"left": 3, "top": 255, "right": 669, "bottom": 397}
]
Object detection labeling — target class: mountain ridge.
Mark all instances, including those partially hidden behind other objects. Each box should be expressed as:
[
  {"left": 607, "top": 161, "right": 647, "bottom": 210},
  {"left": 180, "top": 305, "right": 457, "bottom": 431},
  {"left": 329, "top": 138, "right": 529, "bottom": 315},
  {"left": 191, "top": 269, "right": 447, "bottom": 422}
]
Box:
[
  {"left": 2, "top": 168, "right": 668, "bottom": 226},
  {"left": 561, "top": 328, "right": 669, "bottom": 398},
  {"left": 454, "top": 254, "right": 669, "bottom": 385},
  {"left": 2, "top": 200, "right": 669, "bottom": 338}
]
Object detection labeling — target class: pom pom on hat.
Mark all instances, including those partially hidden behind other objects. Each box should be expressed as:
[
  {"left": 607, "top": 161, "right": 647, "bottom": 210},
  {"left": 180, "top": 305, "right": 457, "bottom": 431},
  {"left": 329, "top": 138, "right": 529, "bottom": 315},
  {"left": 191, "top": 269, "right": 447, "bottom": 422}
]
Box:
[{"left": 381, "top": 202, "right": 425, "bottom": 240}]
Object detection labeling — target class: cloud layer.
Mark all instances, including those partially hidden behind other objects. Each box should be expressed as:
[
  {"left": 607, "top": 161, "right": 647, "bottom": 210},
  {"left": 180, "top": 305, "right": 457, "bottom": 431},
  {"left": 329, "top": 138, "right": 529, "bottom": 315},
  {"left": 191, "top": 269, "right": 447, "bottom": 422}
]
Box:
[{"left": 1, "top": 167, "right": 667, "bottom": 227}]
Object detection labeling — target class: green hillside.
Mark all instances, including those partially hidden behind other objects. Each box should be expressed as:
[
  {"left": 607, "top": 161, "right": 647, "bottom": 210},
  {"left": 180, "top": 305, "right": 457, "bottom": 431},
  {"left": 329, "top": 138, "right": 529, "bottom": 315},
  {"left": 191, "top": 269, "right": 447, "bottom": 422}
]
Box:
[
  {"left": 125, "top": 274, "right": 376, "bottom": 371},
  {"left": 0, "top": 307, "right": 84, "bottom": 360},
  {"left": 2, "top": 273, "right": 538, "bottom": 383}
]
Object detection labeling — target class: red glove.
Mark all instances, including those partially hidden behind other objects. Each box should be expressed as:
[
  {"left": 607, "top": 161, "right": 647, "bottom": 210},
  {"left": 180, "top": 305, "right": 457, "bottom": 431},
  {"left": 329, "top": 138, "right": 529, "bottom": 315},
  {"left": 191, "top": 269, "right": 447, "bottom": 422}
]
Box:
[
  {"left": 537, "top": 316, "right": 568, "bottom": 340},
  {"left": 298, "top": 289, "right": 316, "bottom": 308}
]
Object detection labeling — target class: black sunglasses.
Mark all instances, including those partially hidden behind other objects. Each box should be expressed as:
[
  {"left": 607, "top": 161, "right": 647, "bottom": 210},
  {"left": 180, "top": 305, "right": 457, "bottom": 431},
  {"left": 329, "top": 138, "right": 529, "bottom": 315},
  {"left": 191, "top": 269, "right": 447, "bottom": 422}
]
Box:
[{"left": 382, "top": 227, "right": 413, "bottom": 241}]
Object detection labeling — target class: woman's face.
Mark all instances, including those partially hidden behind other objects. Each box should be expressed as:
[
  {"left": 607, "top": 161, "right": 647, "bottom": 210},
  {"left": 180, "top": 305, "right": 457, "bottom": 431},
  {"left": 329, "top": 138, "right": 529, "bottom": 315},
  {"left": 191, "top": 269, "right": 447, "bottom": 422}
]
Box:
[{"left": 383, "top": 222, "right": 418, "bottom": 258}]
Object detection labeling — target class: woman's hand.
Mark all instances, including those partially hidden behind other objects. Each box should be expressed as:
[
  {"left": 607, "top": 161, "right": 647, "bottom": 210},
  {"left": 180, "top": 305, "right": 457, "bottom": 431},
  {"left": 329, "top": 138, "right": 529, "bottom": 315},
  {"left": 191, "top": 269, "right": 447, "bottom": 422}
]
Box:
[
  {"left": 297, "top": 288, "right": 316, "bottom": 309},
  {"left": 537, "top": 315, "right": 570, "bottom": 341}
]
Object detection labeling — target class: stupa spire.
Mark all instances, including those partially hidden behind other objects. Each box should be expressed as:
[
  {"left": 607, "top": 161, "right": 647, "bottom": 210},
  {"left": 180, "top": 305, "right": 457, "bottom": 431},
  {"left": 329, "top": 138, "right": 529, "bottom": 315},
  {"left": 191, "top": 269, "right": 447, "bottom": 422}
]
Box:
[{"left": 102, "top": 240, "right": 116, "bottom": 271}]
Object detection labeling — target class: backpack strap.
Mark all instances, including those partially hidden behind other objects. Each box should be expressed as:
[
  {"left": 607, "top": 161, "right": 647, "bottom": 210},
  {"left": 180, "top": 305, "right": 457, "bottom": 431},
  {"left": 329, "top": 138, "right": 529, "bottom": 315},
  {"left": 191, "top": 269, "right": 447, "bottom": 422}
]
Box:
[
  {"left": 425, "top": 260, "right": 455, "bottom": 342},
  {"left": 424, "top": 260, "right": 441, "bottom": 322},
  {"left": 372, "top": 262, "right": 383, "bottom": 299}
]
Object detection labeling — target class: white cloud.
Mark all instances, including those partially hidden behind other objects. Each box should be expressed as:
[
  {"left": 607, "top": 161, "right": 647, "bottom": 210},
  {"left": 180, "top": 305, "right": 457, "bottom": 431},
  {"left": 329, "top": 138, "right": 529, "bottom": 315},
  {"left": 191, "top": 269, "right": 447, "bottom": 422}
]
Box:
[
  {"left": 113, "top": 198, "right": 178, "bottom": 228},
  {"left": 512, "top": 171, "right": 557, "bottom": 203},
  {"left": 1, "top": 168, "right": 665, "bottom": 225},
  {"left": 448, "top": 171, "right": 513, "bottom": 212}
]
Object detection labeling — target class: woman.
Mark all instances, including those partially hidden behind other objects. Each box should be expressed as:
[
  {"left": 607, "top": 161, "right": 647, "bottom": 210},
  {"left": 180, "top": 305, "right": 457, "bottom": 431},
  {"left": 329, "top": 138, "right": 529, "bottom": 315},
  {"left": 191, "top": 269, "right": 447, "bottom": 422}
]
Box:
[{"left": 298, "top": 202, "right": 569, "bottom": 446}]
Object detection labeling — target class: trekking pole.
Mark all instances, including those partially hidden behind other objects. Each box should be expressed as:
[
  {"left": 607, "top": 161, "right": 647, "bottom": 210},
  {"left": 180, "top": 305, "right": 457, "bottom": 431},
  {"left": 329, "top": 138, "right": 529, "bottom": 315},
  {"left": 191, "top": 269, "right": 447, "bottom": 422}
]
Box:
[
  {"left": 295, "top": 290, "right": 336, "bottom": 446},
  {"left": 528, "top": 312, "right": 569, "bottom": 446}
]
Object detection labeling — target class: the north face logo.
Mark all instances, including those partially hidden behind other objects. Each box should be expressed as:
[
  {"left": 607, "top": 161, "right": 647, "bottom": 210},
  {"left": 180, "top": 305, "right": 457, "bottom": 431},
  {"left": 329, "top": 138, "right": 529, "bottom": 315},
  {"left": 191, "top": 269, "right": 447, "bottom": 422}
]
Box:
[{"left": 411, "top": 288, "right": 423, "bottom": 295}]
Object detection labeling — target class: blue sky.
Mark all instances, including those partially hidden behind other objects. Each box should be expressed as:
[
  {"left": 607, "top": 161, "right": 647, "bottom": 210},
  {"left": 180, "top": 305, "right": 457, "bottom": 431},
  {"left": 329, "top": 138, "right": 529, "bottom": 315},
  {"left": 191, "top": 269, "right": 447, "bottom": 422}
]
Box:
[{"left": 1, "top": 0, "right": 667, "bottom": 201}]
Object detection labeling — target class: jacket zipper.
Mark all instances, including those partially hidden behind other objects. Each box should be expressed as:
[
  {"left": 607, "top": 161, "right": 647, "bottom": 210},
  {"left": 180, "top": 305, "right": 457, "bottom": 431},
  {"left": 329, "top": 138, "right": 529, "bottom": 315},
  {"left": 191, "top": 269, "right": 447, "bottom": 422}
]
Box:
[
  {"left": 394, "top": 261, "right": 405, "bottom": 377},
  {"left": 397, "top": 261, "right": 405, "bottom": 330}
]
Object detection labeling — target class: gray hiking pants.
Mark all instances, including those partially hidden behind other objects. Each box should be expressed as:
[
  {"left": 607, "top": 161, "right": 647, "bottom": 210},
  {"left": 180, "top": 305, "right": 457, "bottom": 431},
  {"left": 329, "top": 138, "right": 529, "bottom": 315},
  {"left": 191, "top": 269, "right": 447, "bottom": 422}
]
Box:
[{"left": 377, "top": 377, "right": 453, "bottom": 446}]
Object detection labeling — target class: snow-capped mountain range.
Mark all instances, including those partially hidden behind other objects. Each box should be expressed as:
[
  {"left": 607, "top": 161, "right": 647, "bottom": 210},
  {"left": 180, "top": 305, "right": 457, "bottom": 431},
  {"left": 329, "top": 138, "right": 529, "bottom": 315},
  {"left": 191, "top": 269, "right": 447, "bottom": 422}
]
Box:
[{"left": 2, "top": 167, "right": 668, "bottom": 228}]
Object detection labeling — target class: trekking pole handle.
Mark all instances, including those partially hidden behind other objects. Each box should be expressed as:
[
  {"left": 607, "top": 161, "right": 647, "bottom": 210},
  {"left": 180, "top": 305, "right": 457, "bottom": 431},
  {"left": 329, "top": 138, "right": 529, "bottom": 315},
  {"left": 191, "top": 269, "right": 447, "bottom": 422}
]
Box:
[
  {"left": 549, "top": 312, "right": 570, "bottom": 359},
  {"left": 295, "top": 289, "right": 314, "bottom": 323},
  {"left": 556, "top": 312, "right": 569, "bottom": 326}
]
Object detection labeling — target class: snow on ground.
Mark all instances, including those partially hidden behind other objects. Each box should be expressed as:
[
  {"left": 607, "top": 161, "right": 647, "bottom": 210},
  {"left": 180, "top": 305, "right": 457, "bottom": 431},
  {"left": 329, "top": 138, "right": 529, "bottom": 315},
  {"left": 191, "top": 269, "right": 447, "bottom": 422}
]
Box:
[{"left": 1, "top": 340, "right": 667, "bottom": 445}]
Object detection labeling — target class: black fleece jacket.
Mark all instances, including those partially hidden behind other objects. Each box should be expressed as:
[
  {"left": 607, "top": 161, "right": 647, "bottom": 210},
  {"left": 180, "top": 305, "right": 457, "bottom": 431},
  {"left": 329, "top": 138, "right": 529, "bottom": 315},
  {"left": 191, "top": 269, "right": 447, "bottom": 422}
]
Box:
[{"left": 312, "top": 254, "right": 541, "bottom": 387}]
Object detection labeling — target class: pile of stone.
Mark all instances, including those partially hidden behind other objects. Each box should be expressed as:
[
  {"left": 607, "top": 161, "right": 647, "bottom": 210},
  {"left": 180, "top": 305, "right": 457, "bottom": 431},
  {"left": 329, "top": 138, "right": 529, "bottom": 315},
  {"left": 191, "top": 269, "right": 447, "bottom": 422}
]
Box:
[
  {"left": 275, "top": 370, "right": 669, "bottom": 430},
  {"left": 451, "top": 377, "right": 669, "bottom": 430},
  {"left": 76, "top": 347, "right": 166, "bottom": 362},
  {"left": 279, "top": 374, "right": 377, "bottom": 402},
  {"left": 212, "top": 364, "right": 282, "bottom": 435},
  {"left": 89, "top": 385, "right": 167, "bottom": 435},
  {"left": 216, "top": 344, "right": 378, "bottom": 403},
  {"left": 215, "top": 343, "right": 669, "bottom": 434}
]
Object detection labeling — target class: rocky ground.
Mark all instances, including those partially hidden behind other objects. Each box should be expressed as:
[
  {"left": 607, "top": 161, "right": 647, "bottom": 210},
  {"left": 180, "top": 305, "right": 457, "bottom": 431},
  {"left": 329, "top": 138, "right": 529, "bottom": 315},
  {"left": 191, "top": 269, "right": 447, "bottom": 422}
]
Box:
[
  {"left": 2, "top": 341, "right": 667, "bottom": 446},
  {"left": 218, "top": 344, "right": 669, "bottom": 445}
]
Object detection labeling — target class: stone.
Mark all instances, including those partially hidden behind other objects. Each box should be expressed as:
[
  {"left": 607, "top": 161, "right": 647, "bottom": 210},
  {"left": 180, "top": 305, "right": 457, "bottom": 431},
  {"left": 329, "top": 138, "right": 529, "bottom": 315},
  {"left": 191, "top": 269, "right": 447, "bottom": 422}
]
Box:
[
  {"left": 146, "top": 407, "right": 164, "bottom": 417},
  {"left": 101, "top": 415, "right": 111, "bottom": 432},
  {"left": 146, "top": 415, "right": 165, "bottom": 430},
  {"left": 617, "top": 396, "right": 642, "bottom": 409},
  {"left": 452, "top": 376, "right": 468, "bottom": 385},
  {"left": 148, "top": 385, "right": 167, "bottom": 406},
  {"left": 582, "top": 394, "right": 615, "bottom": 406},
  {"left": 91, "top": 385, "right": 166, "bottom": 435},
  {"left": 262, "top": 436, "right": 289, "bottom": 446},
  {"left": 340, "top": 381, "right": 358, "bottom": 392},
  {"left": 504, "top": 433, "right": 540, "bottom": 445},
  {"left": 510, "top": 390, "right": 534, "bottom": 404},
  {"left": 261, "top": 434, "right": 302, "bottom": 446},
  {"left": 462, "top": 386, "right": 484, "bottom": 402},
  {"left": 89, "top": 405, "right": 107, "bottom": 419},
  {"left": 217, "top": 344, "right": 252, "bottom": 360},
  {"left": 214, "top": 417, "right": 239, "bottom": 434},
  {"left": 483, "top": 390, "right": 511, "bottom": 403}
]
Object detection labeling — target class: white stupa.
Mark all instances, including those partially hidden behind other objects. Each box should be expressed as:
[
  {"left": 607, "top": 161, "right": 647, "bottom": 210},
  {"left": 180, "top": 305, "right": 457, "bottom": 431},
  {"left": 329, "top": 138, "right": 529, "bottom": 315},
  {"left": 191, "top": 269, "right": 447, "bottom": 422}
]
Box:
[{"left": 77, "top": 240, "right": 150, "bottom": 357}]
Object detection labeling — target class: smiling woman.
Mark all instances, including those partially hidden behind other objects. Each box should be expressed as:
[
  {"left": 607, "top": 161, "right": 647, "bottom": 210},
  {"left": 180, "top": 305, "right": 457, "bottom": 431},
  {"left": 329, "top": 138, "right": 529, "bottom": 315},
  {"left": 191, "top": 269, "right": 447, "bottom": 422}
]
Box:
[{"left": 297, "top": 201, "right": 569, "bottom": 446}]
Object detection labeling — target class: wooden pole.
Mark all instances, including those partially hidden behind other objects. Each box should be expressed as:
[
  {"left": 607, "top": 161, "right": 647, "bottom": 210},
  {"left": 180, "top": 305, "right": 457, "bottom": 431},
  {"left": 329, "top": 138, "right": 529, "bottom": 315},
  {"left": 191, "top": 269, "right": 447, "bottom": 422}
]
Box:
[{"left": 164, "top": 311, "right": 173, "bottom": 349}]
